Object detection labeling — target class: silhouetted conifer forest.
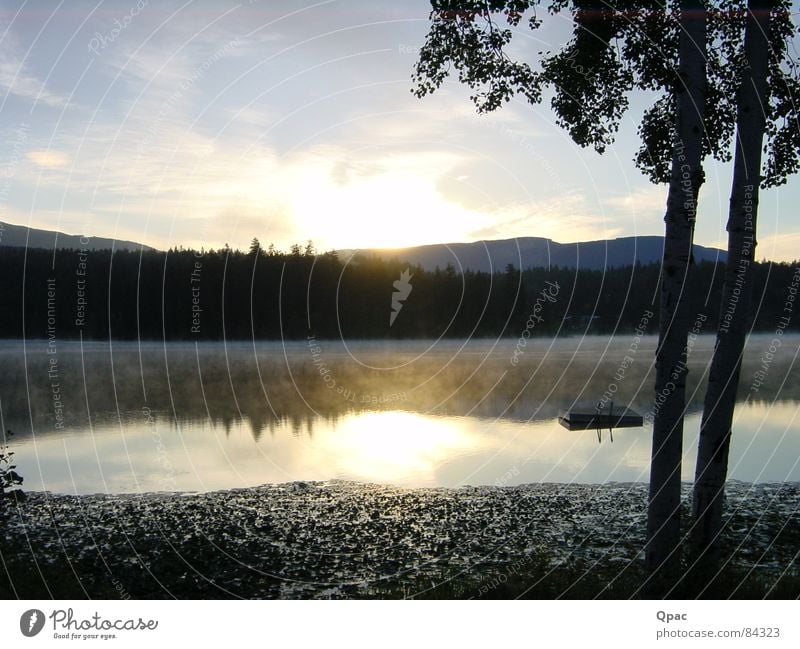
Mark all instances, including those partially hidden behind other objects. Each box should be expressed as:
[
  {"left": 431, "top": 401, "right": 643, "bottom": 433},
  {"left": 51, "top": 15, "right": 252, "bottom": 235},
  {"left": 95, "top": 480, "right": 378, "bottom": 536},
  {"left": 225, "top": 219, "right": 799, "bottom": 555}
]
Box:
[{"left": 1, "top": 244, "right": 798, "bottom": 340}]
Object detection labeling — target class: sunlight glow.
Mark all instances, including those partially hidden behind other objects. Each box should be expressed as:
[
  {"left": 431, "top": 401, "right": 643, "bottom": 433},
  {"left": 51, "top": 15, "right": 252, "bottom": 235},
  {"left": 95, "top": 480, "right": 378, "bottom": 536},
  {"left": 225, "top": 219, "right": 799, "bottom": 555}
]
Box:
[
  {"left": 289, "top": 158, "right": 490, "bottom": 250},
  {"left": 326, "top": 411, "right": 478, "bottom": 484}
]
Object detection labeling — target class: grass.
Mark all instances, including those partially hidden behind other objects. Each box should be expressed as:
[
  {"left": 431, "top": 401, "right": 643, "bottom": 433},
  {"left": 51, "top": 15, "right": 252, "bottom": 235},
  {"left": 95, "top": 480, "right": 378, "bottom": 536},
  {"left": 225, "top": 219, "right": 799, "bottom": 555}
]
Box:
[{"left": 4, "top": 540, "right": 796, "bottom": 599}]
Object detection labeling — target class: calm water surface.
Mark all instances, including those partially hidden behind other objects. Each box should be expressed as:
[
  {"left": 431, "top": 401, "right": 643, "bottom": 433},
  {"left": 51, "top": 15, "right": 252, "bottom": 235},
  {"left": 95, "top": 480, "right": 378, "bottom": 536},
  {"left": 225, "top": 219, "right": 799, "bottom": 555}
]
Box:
[{"left": 2, "top": 336, "right": 798, "bottom": 493}]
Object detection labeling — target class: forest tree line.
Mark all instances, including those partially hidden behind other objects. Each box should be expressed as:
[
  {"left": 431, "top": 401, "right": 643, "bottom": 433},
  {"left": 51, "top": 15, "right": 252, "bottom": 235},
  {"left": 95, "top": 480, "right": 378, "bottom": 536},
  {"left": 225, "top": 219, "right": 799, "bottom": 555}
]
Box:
[{"left": 1, "top": 243, "right": 798, "bottom": 341}]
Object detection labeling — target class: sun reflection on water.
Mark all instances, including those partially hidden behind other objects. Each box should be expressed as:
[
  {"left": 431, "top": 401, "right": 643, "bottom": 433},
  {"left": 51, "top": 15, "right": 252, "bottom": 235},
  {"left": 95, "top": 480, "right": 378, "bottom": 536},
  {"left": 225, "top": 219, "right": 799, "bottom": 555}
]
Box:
[
  {"left": 319, "top": 411, "right": 481, "bottom": 485},
  {"left": 10, "top": 401, "right": 800, "bottom": 494}
]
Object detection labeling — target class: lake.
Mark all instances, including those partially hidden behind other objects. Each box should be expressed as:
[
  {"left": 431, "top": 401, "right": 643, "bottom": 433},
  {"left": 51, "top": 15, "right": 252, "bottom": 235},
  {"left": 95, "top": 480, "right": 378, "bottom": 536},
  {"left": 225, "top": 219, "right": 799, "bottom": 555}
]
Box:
[{"left": 1, "top": 335, "right": 798, "bottom": 494}]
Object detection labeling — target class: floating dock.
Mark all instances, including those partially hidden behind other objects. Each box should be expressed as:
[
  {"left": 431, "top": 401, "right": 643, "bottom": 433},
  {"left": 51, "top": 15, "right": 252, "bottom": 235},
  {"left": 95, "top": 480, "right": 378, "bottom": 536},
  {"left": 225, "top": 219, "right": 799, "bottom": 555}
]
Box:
[{"left": 558, "top": 406, "right": 643, "bottom": 431}]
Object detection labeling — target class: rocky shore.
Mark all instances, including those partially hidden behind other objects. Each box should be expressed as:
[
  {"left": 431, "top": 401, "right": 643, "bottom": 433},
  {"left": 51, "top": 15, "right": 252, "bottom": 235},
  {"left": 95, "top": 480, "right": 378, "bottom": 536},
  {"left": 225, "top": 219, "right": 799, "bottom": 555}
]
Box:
[{"left": 1, "top": 481, "right": 798, "bottom": 599}]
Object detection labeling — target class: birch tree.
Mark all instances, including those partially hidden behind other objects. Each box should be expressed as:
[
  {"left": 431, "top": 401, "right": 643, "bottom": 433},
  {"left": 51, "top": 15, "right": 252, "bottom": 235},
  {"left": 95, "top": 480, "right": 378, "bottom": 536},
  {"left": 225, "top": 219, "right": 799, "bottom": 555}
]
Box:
[
  {"left": 691, "top": 0, "right": 800, "bottom": 578},
  {"left": 642, "top": 0, "right": 707, "bottom": 592}
]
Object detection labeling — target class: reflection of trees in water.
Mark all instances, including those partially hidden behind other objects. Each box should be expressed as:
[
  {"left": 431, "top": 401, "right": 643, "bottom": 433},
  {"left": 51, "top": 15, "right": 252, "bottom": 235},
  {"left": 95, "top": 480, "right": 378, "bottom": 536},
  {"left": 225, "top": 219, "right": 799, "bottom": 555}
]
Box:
[{"left": 1, "top": 338, "right": 797, "bottom": 442}]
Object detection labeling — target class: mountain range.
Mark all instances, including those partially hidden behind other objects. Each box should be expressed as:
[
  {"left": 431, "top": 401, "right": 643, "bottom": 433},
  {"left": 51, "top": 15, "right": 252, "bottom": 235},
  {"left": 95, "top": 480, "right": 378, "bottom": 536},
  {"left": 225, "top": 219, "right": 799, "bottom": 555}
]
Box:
[
  {"left": 1, "top": 220, "right": 727, "bottom": 271},
  {"left": 341, "top": 235, "right": 727, "bottom": 272},
  {"left": 0, "top": 220, "right": 150, "bottom": 252}
]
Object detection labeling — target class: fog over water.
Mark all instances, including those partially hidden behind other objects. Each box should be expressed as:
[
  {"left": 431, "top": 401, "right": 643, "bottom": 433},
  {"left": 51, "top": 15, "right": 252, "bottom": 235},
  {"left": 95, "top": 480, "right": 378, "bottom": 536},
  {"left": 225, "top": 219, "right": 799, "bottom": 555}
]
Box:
[{"left": 1, "top": 335, "right": 797, "bottom": 493}]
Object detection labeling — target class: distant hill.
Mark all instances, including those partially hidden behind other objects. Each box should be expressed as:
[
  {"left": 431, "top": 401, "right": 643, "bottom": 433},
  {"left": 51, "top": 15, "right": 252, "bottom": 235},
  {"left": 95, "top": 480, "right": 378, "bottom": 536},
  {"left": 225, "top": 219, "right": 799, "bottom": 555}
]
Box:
[
  {"left": 340, "top": 236, "right": 727, "bottom": 272},
  {"left": 0, "top": 220, "right": 150, "bottom": 252},
  {"left": 0, "top": 221, "right": 727, "bottom": 270}
]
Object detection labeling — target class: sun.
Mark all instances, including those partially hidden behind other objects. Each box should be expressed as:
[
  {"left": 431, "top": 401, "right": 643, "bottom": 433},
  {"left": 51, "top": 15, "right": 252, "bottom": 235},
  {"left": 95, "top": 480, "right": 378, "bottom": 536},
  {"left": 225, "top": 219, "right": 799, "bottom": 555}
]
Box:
[{"left": 289, "top": 160, "right": 489, "bottom": 250}]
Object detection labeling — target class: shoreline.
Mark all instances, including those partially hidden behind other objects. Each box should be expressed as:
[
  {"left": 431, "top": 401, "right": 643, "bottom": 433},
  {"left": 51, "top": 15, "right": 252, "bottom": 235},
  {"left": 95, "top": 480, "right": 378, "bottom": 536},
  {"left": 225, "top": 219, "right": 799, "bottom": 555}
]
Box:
[
  {"left": 2, "top": 481, "right": 798, "bottom": 599},
  {"left": 8, "top": 476, "right": 796, "bottom": 498}
]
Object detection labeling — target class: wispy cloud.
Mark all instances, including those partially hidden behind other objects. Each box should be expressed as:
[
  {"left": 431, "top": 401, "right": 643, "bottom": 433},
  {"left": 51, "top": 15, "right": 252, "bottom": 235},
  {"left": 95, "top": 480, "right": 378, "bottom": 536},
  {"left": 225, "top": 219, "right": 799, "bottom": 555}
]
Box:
[
  {"left": 0, "top": 58, "right": 69, "bottom": 109},
  {"left": 27, "top": 150, "right": 69, "bottom": 167},
  {"left": 604, "top": 185, "right": 667, "bottom": 216}
]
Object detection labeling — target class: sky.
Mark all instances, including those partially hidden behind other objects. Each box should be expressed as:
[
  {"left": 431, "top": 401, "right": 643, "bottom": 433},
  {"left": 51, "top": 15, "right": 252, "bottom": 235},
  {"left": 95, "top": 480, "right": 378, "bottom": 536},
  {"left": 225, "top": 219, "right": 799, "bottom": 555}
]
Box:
[{"left": 0, "top": 0, "right": 799, "bottom": 260}]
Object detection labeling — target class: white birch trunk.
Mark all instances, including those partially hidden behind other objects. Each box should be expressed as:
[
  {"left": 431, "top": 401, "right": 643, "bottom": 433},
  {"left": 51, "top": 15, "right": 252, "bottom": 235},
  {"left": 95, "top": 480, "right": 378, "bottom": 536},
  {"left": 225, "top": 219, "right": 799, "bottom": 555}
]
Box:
[
  {"left": 645, "top": 0, "right": 707, "bottom": 593},
  {"left": 691, "top": 0, "right": 772, "bottom": 572}
]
